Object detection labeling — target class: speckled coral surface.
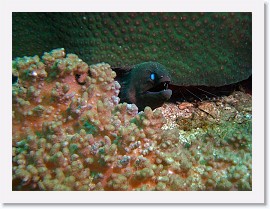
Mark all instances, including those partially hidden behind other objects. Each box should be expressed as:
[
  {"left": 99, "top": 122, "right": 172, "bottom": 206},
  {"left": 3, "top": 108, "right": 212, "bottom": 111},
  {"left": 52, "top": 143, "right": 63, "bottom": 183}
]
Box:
[
  {"left": 13, "top": 12, "right": 251, "bottom": 86},
  {"left": 12, "top": 49, "right": 252, "bottom": 191}
]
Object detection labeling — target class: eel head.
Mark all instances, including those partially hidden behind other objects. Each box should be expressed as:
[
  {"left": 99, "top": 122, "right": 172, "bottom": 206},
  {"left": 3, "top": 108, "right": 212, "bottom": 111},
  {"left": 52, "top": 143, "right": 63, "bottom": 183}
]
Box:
[{"left": 118, "top": 61, "right": 172, "bottom": 111}]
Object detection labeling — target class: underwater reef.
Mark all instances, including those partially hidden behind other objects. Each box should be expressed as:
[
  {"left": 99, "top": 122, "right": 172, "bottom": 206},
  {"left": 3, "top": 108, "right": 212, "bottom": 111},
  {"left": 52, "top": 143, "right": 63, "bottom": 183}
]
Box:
[
  {"left": 12, "top": 12, "right": 251, "bottom": 86},
  {"left": 12, "top": 49, "right": 252, "bottom": 191}
]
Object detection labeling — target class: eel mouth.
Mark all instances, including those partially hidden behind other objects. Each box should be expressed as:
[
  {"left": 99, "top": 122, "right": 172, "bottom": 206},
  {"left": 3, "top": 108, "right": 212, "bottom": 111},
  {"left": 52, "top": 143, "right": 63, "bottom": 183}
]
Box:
[
  {"left": 145, "top": 80, "right": 172, "bottom": 100},
  {"left": 147, "top": 81, "right": 170, "bottom": 93}
]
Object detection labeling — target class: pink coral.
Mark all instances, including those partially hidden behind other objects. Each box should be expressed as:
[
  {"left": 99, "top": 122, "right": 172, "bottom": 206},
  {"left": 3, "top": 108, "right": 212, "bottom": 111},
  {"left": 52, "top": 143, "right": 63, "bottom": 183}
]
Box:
[{"left": 12, "top": 48, "right": 252, "bottom": 191}]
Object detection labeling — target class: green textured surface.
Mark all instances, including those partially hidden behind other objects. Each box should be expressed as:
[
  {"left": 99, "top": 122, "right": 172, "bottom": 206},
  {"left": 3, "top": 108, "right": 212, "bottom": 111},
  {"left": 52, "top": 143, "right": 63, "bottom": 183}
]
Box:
[{"left": 13, "top": 12, "right": 251, "bottom": 86}]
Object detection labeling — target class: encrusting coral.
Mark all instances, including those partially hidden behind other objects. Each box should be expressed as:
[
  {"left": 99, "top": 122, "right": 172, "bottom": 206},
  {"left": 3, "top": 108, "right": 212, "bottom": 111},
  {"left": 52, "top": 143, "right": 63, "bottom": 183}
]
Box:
[
  {"left": 12, "top": 12, "right": 251, "bottom": 86},
  {"left": 12, "top": 49, "right": 252, "bottom": 191}
]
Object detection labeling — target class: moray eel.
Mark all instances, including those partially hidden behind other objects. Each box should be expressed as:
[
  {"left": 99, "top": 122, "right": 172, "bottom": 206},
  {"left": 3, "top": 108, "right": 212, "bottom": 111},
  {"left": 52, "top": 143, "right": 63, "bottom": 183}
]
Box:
[{"left": 114, "top": 62, "right": 172, "bottom": 111}]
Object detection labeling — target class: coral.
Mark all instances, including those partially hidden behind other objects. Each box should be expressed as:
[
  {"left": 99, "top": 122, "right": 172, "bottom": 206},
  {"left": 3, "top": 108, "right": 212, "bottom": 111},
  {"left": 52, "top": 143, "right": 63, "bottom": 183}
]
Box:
[
  {"left": 12, "top": 12, "right": 251, "bottom": 86},
  {"left": 159, "top": 91, "right": 252, "bottom": 191},
  {"left": 12, "top": 49, "right": 251, "bottom": 191}
]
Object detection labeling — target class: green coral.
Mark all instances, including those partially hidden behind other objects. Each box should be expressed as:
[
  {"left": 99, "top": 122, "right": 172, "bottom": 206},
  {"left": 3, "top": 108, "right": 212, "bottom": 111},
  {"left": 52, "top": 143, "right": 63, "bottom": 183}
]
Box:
[
  {"left": 13, "top": 12, "right": 251, "bottom": 86},
  {"left": 12, "top": 49, "right": 252, "bottom": 191}
]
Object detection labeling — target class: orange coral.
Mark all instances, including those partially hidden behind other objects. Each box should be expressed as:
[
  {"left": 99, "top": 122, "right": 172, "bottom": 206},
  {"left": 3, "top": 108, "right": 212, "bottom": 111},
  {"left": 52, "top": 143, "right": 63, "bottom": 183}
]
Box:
[{"left": 12, "top": 49, "right": 252, "bottom": 191}]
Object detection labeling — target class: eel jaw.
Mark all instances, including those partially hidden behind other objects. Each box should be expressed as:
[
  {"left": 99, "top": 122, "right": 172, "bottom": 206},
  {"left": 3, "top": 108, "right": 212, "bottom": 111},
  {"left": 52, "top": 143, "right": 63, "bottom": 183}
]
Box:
[
  {"left": 145, "top": 81, "right": 172, "bottom": 100},
  {"left": 148, "top": 81, "right": 170, "bottom": 92}
]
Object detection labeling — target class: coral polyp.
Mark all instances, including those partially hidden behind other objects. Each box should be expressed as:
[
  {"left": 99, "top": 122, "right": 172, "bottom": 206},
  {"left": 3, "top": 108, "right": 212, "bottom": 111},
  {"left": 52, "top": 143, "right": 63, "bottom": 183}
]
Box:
[
  {"left": 12, "top": 49, "right": 252, "bottom": 191},
  {"left": 12, "top": 12, "right": 252, "bottom": 86}
]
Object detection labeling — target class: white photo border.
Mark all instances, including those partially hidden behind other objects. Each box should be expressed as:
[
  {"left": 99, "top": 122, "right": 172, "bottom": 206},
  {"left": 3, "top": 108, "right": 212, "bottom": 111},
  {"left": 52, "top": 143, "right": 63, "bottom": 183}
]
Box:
[{"left": 0, "top": 0, "right": 265, "bottom": 204}]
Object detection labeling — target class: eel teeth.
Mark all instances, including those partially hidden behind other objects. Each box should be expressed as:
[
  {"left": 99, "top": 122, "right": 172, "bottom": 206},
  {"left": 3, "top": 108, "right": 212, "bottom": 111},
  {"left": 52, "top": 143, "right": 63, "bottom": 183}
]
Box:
[{"left": 164, "top": 82, "right": 169, "bottom": 90}]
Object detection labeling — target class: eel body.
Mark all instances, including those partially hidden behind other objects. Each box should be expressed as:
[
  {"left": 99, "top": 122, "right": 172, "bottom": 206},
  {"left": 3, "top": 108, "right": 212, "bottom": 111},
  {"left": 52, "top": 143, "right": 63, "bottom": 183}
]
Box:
[{"left": 114, "top": 62, "right": 172, "bottom": 111}]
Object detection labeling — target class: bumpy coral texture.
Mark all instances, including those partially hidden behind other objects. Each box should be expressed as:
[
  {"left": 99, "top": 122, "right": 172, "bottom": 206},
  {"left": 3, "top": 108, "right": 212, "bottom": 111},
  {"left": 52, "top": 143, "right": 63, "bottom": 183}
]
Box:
[
  {"left": 12, "top": 12, "right": 251, "bottom": 86},
  {"left": 12, "top": 49, "right": 251, "bottom": 191}
]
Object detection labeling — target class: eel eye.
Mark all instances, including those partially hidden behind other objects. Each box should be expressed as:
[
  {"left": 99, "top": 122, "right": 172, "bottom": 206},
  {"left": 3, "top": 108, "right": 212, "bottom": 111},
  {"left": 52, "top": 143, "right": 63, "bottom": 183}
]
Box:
[{"left": 150, "top": 73, "right": 155, "bottom": 81}]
